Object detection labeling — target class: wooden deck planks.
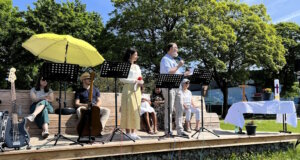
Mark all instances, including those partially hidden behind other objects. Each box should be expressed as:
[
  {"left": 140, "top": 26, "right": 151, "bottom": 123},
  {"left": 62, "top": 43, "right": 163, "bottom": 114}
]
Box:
[{"left": 0, "top": 130, "right": 299, "bottom": 160}]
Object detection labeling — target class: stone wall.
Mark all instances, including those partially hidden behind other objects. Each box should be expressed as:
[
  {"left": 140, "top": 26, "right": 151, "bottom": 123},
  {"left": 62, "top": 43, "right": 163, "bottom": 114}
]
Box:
[{"left": 87, "top": 142, "right": 293, "bottom": 160}]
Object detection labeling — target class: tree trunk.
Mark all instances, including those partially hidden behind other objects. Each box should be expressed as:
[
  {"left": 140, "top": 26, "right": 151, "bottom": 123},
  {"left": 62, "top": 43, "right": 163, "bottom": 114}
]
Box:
[
  {"left": 221, "top": 81, "right": 228, "bottom": 119},
  {"left": 213, "top": 69, "right": 229, "bottom": 119}
]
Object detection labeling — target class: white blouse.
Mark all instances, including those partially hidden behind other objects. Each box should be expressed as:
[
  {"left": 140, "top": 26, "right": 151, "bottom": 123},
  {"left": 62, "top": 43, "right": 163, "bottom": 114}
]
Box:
[
  {"left": 182, "top": 90, "right": 192, "bottom": 107},
  {"left": 30, "top": 88, "right": 53, "bottom": 102},
  {"left": 120, "top": 64, "right": 142, "bottom": 84}
]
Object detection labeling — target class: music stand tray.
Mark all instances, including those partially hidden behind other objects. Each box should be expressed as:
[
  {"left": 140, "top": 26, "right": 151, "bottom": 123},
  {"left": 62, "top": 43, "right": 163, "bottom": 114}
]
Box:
[
  {"left": 189, "top": 69, "right": 219, "bottom": 138},
  {"left": 99, "top": 61, "right": 135, "bottom": 142},
  {"left": 37, "top": 63, "right": 82, "bottom": 149},
  {"left": 156, "top": 74, "right": 189, "bottom": 140}
]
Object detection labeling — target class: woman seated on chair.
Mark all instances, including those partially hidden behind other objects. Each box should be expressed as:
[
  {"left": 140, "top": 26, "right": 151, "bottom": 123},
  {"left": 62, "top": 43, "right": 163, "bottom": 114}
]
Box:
[
  {"left": 26, "top": 76, "right": 54, "bottom": 139},
  {"left": 150, "top": 87, "right": 177, "bottom": 130},
  {"left": 140, "top": 87, "right": 157, "bottom": 134},
  {"left": 181, "top": 79, "right": 201, "bottom": 132}
]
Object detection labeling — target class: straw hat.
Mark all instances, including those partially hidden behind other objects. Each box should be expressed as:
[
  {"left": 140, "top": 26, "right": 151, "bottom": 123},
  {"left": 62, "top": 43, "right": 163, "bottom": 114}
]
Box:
[{"left": 80, "top": 72, "right": 90, "bottom": 81}]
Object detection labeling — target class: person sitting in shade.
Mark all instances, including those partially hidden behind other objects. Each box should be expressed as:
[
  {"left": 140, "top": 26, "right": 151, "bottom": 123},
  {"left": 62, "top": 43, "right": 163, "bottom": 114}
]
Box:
[
  {"left": 75, "top": 72, "right": 110, "bottom": 136},
  {"left": 181, "top": 79, "right": 201, "bottom": 132},
  {"left": 26, "top": 76, "right": 54, "bottom": 139},
  {"left": 140, "top": 87, "right": 158, "bottom": 134}
]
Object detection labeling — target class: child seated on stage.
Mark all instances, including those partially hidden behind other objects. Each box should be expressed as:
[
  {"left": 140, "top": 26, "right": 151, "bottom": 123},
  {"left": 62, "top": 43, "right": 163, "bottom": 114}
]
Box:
[
  {"left": 181, "top": 79, "right": 201, "bottom": 133},
  {"left": 140, "top": 87, "right": 158, "bottom": 134}
]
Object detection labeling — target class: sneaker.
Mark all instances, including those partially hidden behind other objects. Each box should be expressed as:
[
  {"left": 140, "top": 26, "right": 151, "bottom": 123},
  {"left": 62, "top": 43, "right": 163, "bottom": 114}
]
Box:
[
  {"left": 124, "top": 133, "right": 136, "bottom": 140},
  {"left": 26, "top": 114, "right": 35, "bottom": 122},
  {"left": 165, "top": 131, "right": 173, "bottom": 136},
  {"left": 186, "top": 128, "right": 192, "bottom": 133},
  {"left": 42, "top": 131, "right": 49, "bottom": 139},
  {"left": 132, "top": 133, "right": 142, "bottom": 140},
  {"left": 178, "top": 131, "right": 189, "bottom": 137}
]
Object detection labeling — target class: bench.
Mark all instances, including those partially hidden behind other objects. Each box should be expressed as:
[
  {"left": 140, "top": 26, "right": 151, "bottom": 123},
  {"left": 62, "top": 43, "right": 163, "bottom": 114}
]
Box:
[{"left": 0, "top": 89, "right": 220, "bottom": 137}]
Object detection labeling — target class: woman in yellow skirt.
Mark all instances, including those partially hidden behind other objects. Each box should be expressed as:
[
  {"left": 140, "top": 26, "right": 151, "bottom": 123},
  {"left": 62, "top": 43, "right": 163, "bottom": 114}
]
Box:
[{"left": 120, "top": 48, "right": 143, "bottom": 140}]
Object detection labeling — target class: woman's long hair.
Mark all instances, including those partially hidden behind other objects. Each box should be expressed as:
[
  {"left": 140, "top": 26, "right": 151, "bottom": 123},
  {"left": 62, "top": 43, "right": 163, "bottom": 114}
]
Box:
[
  {"left": 123, "top": 48, "right": 137, "bottom": 63},
  {"left": 35, "top": 76, "right": 49, "bottom": 93}
]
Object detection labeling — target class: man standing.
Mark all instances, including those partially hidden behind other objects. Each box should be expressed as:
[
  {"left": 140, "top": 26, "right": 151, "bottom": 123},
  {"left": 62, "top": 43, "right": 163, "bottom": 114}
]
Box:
[
  {"left": 160, "top": 42, "right": 189, "bottom": 136},
  {"left": 75, "top": 72, "right": 110, "bottom": 135}
]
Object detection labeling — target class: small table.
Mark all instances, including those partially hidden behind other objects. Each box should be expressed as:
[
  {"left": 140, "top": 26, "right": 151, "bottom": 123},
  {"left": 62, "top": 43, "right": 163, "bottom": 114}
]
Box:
[{"left": 224, "top": 101, "right": 297, "bottom": 129}]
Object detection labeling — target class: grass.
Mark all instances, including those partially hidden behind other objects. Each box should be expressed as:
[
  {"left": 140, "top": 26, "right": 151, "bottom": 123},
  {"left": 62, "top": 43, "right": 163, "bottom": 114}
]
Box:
[
  {"left": 220, "top": 119, "right": 300, "bottom": 133},
  {"left": 220, "top": 118, "right": 300, "bottom": 159},
  {"left": 229, "top": 147, "right": 300, "bottom": 160}
]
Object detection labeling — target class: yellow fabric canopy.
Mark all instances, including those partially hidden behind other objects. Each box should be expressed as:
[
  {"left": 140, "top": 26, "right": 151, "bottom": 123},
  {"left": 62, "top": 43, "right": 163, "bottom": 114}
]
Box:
[{"left": 22, "top": 33, "right": 105, "bottom": 67}]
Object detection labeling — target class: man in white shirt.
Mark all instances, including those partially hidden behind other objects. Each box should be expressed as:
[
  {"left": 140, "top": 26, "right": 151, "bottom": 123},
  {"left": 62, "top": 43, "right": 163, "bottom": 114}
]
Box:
[{"left": 160, "top": 42, "right": 190, "bottom": 137}]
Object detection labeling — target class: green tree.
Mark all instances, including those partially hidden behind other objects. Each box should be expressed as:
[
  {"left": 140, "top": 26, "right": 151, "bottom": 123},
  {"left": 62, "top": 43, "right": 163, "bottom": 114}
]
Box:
[
  {"left": 0, "top": 0, "right": 35, "bottom": 89},
  {"left": 105, "top": 0, "right": 191, "bottom": 74},
  {"left": 275, "top": 22, "right": 300, "bottom": 97},
  {"left": 106, "top": 0, "right": 286, "bottom": 117},
  {"left": 184, "top": 1, "right": 286, "bottom": 117},
  {"left": 0, "top": 0, "right": 105, "bottom": 90},
  {"left": 24, "top": 0, "right": 103, "bottom": 50},
  {"left": 22, "top": 0, "right": 104, "bottom": 90}
]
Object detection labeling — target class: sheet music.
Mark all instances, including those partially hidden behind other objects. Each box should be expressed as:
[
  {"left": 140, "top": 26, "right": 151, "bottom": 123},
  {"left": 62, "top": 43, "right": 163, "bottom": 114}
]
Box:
[{"left": 188, "top": 67, "right": 194, "bottom": 75}]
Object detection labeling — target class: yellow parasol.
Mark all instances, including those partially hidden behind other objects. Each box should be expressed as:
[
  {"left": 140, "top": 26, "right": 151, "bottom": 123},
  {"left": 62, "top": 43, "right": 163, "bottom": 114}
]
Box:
[{"left": 22, "top": 33, "right": 104, "bottom": 67}]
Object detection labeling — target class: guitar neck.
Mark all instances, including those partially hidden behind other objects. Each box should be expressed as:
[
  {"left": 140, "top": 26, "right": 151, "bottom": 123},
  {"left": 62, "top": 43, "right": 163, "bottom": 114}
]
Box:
[
  {"left": 11, "top": 82, "right": 19, "bottom": 124},
  {"left": 11, "top": 82, "right": 16, "bottom": 102},
  {"left": 88, "top": 72, "right": 95, "bottom": 106},
  {"left": 11, "top": 82, "right": 17, "bottom": 113}
]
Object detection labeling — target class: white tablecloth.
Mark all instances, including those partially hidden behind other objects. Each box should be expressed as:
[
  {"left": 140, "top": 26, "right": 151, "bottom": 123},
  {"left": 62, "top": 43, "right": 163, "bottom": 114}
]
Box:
[{"left": 224, "top": 101, "right": 297, "bottom": 128}]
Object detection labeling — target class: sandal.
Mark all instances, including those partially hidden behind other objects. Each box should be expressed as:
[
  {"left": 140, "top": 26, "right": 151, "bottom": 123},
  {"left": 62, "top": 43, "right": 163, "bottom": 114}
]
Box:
[{"left": 186, "top": 128, "right": 192, "bottom": 133}]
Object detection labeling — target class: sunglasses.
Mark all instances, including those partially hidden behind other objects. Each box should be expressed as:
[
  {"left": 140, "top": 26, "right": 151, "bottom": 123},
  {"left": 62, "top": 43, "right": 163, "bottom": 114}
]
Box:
[{"left": 185, "top": 82, "right": 190, "bottom": 84}]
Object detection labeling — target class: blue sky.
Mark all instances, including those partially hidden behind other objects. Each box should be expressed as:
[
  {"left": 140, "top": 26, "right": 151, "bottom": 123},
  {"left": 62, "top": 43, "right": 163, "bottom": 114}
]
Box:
[
  {"left": 13, "top": 0, "right": 300, "bottom": 25},
  {"left": 241, "top": 0, "right": 300, "bottom": 24},
  {"left": 12, "top": 0, "right": 114, "bottom": 24}
]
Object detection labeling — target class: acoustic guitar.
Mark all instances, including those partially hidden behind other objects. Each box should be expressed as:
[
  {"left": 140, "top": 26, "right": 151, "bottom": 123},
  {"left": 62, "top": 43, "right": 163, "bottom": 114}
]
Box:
[
  {"left": 77, "top": 72, "right": 102, "bottom": 140},
  {"left": 5, "top": 68, "right": 30, "bottom": 149}
]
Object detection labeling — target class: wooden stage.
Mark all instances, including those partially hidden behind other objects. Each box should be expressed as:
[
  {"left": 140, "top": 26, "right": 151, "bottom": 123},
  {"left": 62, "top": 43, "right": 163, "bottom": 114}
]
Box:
[{"left": 1, "top": 129, "right": 299, "bottom": 160}]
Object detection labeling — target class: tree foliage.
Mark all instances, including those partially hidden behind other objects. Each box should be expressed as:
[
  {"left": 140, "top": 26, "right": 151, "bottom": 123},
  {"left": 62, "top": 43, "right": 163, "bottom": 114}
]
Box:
[
  {"left": 1, "top": 0, "right": 298, "bottom": 114},
  {"left": 0, "top": 0, "right": 34, "bottom": 89},
  {"left": 104, "top": 0, "right": 286, "bottom": 117},
  {"left": 24, "top": 0, "right": 103, "bottom": 47},
  {"left": 274, "top": 22, "right": 300, "bottom": 96},
  {"left": 0, "top": 0, "right": 104, "bottom": 90},
  {"left": 185, "top": 1, "right": 286, "bottom": 117},
  {"left": 105, "top": 0, "right": 192, "bottom": 74}
]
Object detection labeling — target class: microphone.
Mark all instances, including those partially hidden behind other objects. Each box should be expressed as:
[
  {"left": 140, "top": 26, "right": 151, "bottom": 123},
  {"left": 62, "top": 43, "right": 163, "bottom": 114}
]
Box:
[
  {"left": 175, "top": 56, "right": 185, "bottom": 74},
  {"left": 175, "top": 56, "right": 182, "bottom": 61}
]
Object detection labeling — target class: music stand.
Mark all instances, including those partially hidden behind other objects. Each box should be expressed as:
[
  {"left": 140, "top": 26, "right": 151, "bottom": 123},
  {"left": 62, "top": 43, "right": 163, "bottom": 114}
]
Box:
[
  {"left": 37, "top": 62, "right": 82, "bottom": 149},
  {"left": 156, "top": 74, "right": 189, "bottom": 140},
  {"left": 190, "top": 69, "right": 219, "bottom": 138},
  {"left": 99, "top": 61, "right": 134, "bottom": 142}
]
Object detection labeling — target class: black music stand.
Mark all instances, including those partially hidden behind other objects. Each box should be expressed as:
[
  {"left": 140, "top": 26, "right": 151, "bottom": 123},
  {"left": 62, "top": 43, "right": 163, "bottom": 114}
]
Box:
[
  {"left": 190, "top": 69, "right": 219, "bottom": 138},
  {"left": 37, "top": 62, "right": 82, "bottom": 149},
  {"left": 99, "top": 61, "right": 134, "bottom": 142},
  {"left": 156, "top": 74, "right": 189, "bottom": 140}
]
